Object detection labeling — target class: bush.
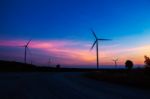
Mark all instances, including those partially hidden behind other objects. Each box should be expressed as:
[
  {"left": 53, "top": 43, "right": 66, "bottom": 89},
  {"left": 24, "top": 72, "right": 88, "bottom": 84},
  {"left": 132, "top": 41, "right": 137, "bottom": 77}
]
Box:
[
  {"left": 125, "top": 60, "right": 133, "bottom": 70},
  {"left": 144, "top": 55, "right": 150, "bottom": 69},
  {"left": 56, "top": 64, "right": 61, "bottom": 69}
]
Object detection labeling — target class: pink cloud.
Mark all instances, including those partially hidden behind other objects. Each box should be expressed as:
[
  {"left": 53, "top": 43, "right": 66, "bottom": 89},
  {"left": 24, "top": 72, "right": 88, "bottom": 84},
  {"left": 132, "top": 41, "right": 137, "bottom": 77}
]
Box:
[
  {"left": 0, "top": 39, "right": 149, "bottom": 66},
  {"left": 0, "top": 39, "right": 94, "bottom": 65}
]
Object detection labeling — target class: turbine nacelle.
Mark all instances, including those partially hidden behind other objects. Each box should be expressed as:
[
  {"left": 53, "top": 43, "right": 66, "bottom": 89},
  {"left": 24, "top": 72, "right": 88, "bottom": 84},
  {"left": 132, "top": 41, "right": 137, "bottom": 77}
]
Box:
[
  {"left": 90, "top": 29, "right": 111, "bottom": 50},
  {"left": 113, "top": 58, "right": 119, "bottom": 62},
  {"left": 21, "top": 39, "right": 32, "bottom": 48}
]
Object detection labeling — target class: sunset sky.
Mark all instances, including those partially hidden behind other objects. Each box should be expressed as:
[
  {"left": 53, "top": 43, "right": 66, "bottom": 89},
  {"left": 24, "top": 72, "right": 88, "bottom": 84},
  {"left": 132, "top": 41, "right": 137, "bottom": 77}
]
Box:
[{"left": 1, "top": 0, "right": 150, "bottom": 68}]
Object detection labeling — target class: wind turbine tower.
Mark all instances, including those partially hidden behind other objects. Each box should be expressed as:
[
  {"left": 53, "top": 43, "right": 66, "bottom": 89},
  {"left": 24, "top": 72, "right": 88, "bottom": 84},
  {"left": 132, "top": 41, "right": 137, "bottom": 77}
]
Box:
[
  {"left": 23, "top": 39, "right": 32, "bottom": 64},
  {"left": 48, "top": 58, "right": 51, "bottom": 66},
  {"left": 90, "top": 29, "right": 111, "bottom": 70},
  {"left": 113, "top": 58, "right": 119, "bottom": 68}
]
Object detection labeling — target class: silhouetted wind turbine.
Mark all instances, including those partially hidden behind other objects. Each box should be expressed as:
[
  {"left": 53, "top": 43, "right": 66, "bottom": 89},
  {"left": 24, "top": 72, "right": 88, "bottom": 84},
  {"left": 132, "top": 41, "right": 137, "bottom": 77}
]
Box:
[
  {"left": 23, "top": 39, "right": 32, "bottom": 64},
  {"left": 113, "top": 58, "right": 119, "bottom": 68},
  {"left": 90, "top": 29, "right": 111, "bottom": 70},
  {"left": 48, "top": 58, "right": 51, "bottom": 66}
]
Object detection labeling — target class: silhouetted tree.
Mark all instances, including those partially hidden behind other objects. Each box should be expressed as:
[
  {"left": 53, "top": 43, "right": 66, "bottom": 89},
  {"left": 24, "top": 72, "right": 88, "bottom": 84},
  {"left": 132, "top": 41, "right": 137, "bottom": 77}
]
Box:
[
  {"left": 144, "top": 55, "right": 150, "bottom": 69},
  {"left": 125, "top": 60, "right": 133, "bottom": 70},
  {"left": 56, "top": 64, "right": 60, "bottom": 69}
]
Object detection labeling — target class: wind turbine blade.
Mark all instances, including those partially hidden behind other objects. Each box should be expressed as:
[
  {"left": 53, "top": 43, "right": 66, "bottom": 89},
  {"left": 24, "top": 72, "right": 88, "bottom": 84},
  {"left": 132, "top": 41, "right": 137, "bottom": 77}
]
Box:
[
  {"left": 26, "top": 39, "right": 32, "bottom": 46},
  {"left": 91, "top": 29, "right": 97, "bottom": 39},
  {"left": 90, "top": 40, "right": 97, "bottom": 50},
  {"left": 98, "top": 39, "right": 112, "bottom": 41}
]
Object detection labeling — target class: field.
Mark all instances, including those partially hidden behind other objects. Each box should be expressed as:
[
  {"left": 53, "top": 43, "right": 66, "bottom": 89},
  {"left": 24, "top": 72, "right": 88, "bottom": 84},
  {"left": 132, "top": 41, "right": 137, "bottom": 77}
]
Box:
[
  {"left": 0, "top": 72, "right": 150, "bottom": 99},
  {"left": 1, "top": 60, "right": 150, "bottom": 99},
  {"left": 84, "top": 69, "right": 150, "bottom": 90}
]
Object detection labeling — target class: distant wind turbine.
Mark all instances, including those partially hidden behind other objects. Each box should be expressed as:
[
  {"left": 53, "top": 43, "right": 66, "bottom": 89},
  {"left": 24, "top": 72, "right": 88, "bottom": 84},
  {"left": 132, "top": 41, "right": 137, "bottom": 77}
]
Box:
[
  {"left": 90, "top": 29, "right": 111, "bottom": 70},
  {"left": 113, "top": 58, "right": 119, "bottom": 68},
  {"left": 48, "top": 58, "right": 51, "bottom": 66},
  {"left": 22, "top": 39, "right": 32, "bottom": 64}
]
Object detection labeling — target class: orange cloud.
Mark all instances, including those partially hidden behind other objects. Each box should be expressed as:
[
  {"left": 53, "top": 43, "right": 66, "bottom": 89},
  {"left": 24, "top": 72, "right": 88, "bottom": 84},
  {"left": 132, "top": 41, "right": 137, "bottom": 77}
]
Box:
[{"left": 0, "top": 39, "right": 149, "bottom": 66}]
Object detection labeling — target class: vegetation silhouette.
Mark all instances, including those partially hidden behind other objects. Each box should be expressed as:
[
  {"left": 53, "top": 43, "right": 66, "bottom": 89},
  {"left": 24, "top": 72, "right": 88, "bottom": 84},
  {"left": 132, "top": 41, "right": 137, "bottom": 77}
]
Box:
[
  {"left": 0, "top": 60, "right": 99, "bottom": 72},
  {"left": 56, "top": 64, "right": 61, "bottom": 69},
  {"left": 0, "top": 60, "right": 36, "bottom": 72},
  {"left": 125, "top": 60, "right": 133, "bottom": 70},
  {"left": 85, "top": 68, "right": 150, "bottom": 89},
  {"left": 144, "top": 55, "right": 150, "bottom": 69}
]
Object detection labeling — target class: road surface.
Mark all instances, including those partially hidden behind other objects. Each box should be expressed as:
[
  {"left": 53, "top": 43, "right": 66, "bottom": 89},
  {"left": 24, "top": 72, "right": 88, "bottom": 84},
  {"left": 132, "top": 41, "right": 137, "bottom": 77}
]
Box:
[{"left": 0, "top": 72, "right": 149, "bottom": 99}]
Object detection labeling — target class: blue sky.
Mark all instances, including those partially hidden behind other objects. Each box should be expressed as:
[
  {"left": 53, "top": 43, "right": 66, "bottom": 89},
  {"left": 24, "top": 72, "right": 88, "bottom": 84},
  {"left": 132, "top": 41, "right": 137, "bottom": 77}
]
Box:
[
  {"left": 1, "top": 0, "right": 150, "bottom": 40},
  {"left": 0, "top": 0, "right": 150, "bottom": 67}
]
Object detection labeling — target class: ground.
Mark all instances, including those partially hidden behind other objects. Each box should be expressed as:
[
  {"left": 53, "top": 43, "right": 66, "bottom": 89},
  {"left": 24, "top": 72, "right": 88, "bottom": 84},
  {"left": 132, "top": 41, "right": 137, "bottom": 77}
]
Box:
[{"left": 0, "top": 72, "right": 150, "bottom": 99}]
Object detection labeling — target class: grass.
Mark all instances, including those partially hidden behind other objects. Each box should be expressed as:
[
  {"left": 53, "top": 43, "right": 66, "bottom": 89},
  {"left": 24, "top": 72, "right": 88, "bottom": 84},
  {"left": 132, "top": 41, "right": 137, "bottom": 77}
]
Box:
[
  {"left": 84, "top": 69, "right": 150, "bottom": 90},
  {"left": 1, "top": 60, "right": 150, "bottom": 90}
]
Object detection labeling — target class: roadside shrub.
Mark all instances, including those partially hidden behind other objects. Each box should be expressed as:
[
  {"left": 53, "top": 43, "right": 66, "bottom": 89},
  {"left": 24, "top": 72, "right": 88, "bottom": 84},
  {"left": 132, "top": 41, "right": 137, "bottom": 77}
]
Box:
[
  {"left": 144, "top": 55, "right": 150, "bottom": 69},
  {"left": 125, "top": 60, "right": 133, "bottom": 70},
  {"left": 56, "top": 64, "right": 61, "bottom": 69}
]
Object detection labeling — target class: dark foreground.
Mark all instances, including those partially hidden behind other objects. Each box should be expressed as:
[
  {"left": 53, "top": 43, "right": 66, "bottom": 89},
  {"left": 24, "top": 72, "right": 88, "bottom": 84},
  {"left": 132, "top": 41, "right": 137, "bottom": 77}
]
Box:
[
  {"left": 84, "top": 69, "right": 150, "bottom": 90},
  {"left": 0, "top": 72, "right": 150, "bottom": 99}
]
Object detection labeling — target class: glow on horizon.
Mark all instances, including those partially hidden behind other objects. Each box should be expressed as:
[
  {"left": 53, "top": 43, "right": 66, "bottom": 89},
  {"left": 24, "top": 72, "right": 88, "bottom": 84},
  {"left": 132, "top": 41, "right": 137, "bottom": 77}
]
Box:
[
  {"left": 0, "top": 39, "right": 149, "bottom": 67},
  {"left": 1, "top": 0, "right": 150, "bottom": 68}
]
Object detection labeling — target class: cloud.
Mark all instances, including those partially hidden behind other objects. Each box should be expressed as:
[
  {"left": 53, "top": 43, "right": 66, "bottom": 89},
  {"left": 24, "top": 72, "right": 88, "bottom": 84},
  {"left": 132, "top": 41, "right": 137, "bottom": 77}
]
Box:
[
  {"left": 0, "top": 39, "right": 149, "bottom": 66},
  {"left": 0, "top": 39, "right": 95, "bottom": 65}
]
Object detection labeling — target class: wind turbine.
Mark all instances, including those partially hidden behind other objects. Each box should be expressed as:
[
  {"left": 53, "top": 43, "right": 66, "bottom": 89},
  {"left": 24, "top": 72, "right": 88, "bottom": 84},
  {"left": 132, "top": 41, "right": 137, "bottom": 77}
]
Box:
[
  {"left": 113, "top": 58, "right": 119, "bottom": 68},
  {"left": 90, "top": 29, "right": 111, "bottom": 70},
  {"left": 48, "top": 58, "right": 51, "bottom": 66},
  {"left": 23, "top": 39, "right": 32, "bottom": 64}
]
